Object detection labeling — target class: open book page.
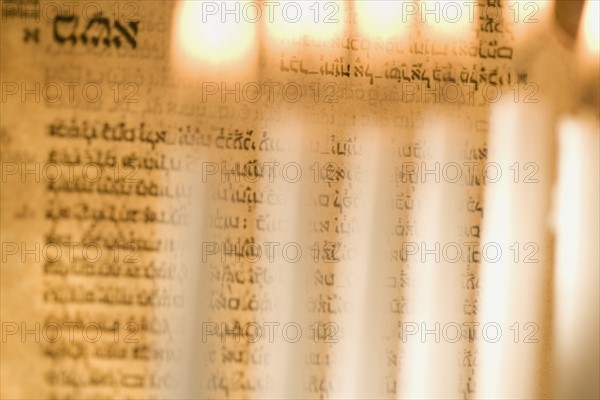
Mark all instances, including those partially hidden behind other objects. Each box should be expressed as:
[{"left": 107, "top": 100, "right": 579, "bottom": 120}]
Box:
[{"left": 1, "top": 1, "right": 598, "bottom": 399}]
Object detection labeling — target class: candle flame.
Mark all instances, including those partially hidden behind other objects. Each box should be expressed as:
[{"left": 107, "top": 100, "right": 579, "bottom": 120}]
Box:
[
  {"left": 422, "top": 0, "right": 474, "bottom": 39},
  {"left": 266, "top": 0, "right": 344, "bottom": 40},
  {"left": 580, "top": 0, "right": 600, "bottom": 59},
  {"left": 355, "top": 1, "right": 408, "bottom": 39},
  {"left": 174, "top": 0, "right": 255, "bottom": 65}
]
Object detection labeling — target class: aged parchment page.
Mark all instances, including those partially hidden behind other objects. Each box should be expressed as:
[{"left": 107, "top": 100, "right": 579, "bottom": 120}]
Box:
[{"left": 1, "top": 1, "right": 597, "bottom": 399}]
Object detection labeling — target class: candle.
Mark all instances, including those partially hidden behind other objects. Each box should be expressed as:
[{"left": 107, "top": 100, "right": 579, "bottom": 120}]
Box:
[
  {"left": 396, "top": 5, "right": 478, "bottom": 398},
  {"left": 171, "top": 2, "right": 259, "bottom": 398},
  {"left": 475, "top": 2, "right": 562, "bottom": 397},
  {"left": 553, "top": 3, "right": 600, "bottom": 398},
  {"left": 475, "top": 98, "right": 555, "bottom": 399},
  {"left": 553, "top": 114, "right": 599, "bottom": 399}
]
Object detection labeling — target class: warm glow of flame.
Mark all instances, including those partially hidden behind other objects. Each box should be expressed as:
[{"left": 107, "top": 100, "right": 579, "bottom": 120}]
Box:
[
  {"left": 266, "top": 0, "right": 344, "bottom": 40},
  {"left": 175, "top": 0, "right": 255, "bottom": 65},
  {"left": 355, "top": 1, "right": 408, "bottom": 39},
  {"left": 422, "top": 0, "right": 474, "bottom": 39},
  {"left": 580, "top": 0, "right": 600, "bottom": 59}
]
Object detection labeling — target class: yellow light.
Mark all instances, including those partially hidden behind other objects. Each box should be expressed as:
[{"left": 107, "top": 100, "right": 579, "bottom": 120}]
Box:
[
  {"left": 355, "top": 0, "right": 407, "bottom": 39},
  {"left": 422, "top": 0, "right": 474, "bottom": 40},
  {"left": 266, "top": 0, "right": 344, "bottom": 41},
  {"left": 581, "top": 0, "right": 600, "bottom": 59},
  {"left": 175, "top": 0, "right": 256, "bottom": 65}
]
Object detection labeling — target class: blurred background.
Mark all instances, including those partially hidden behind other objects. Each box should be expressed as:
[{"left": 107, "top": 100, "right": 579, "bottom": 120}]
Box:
[{"left": 1, "top": 0, "right": 598, "bottom": 399}]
